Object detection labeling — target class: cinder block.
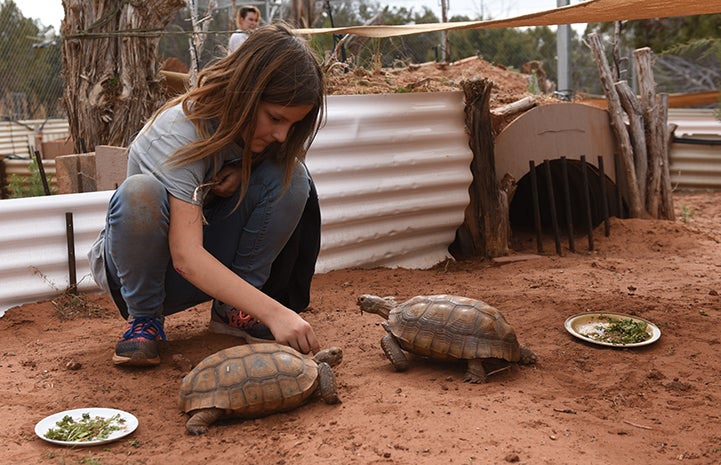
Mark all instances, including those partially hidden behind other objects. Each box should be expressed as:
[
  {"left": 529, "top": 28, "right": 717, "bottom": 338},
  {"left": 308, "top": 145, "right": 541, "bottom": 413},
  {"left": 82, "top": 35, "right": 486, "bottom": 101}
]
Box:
[
  {"left": 55, "top": 153, "right": 96, "bottom": 194},
  {"left": 41, "top": 138, "right": 75, "bottom": 159},
  {"left": 95, "top": 145, "right": 128, "bottom": 191}
]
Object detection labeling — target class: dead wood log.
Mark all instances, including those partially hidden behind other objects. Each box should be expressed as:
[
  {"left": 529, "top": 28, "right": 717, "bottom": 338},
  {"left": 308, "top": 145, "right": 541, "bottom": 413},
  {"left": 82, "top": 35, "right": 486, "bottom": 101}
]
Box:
[
  {"left": 450, "top": 78, "right": 509, "bottom": 260},
  {"left": 492, "top": 96, "right": 537, "bottom": 118},
  {"left": 587, "top": 33, "right": 644, "bottom": 218},
  {"left": 61, "top": 0, "right": 186, "bottom": 153},
  {"left": 634, "top": 47, "right": 666, "bottom": 217},
  {"left": 490, "top": 96, "right": 537, "bottom": 135},
  {"left": 658, "top": 93, "right": 675, "bottom": 220},
  {"left": 614, "top": 80, "right": 647, "bottom": 207}
]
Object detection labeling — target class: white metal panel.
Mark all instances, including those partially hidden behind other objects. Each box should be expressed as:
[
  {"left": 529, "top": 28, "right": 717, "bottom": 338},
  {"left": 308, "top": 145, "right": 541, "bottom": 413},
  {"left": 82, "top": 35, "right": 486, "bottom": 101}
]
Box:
[
  {"left": 0, "top": 92, "right": 472, "bottom": 316},
  {"left": 668, "top": 109, "right": 721, "bottom": 137},
  {"left": 667, "top": 109, "right": 721, "bottom": 189},
  {"left": 0, "top": 191, "right": 110, "bottom": 314},
  {"left": 669, "top": 139, "right": 721, "bottom": 189},
  {"left": 0, "top": 119, "right": 70, "bottom": 158},
  {"left": 307, "top": 93, "right": 472, "bottom": 272}
]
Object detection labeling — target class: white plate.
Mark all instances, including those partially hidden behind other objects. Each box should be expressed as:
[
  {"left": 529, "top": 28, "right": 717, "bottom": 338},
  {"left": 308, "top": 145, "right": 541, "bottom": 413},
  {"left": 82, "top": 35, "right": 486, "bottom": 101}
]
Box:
[
  {"left": 564, "top": 312, "right": 661, "bottom": 347},
  {"left": 35, "top": 408, "right": 138, "bottom": 446}
]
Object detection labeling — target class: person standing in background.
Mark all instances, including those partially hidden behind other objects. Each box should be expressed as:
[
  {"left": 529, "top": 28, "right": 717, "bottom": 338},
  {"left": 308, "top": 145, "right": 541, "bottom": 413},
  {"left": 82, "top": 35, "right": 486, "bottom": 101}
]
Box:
[{"left": 228, "top": 5, "right": 261, "bottom": 54}]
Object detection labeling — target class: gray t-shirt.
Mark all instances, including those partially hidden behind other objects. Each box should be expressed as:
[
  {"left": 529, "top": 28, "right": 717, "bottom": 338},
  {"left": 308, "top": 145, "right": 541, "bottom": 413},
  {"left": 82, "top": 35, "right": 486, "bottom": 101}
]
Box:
[
  {"left": 128, "top": 102, "right": 243, "bottom": 205},
  {"left": 88, "top": 103, "right": 243, "bottom": 291}
]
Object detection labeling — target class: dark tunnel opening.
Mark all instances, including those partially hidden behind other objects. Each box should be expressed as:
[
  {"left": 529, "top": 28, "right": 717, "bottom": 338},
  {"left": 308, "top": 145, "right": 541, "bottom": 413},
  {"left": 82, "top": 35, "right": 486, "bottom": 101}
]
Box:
[{"left": 509, "top": 159, "right": 627, "bottom": 234}]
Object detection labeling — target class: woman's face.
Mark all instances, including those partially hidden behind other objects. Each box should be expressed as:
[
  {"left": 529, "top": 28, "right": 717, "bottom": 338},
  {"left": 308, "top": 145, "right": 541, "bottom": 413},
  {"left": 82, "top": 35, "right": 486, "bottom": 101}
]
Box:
[
  {"left": 248, "top": 102, "right": 313, "bottom": 153},
  {"left": 240, "top": 12, "right": 259, "bottom": 30}
]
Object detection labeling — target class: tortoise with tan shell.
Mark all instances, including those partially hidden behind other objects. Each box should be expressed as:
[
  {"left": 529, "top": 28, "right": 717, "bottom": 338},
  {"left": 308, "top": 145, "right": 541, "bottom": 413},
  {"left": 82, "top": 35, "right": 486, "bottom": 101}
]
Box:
[
  {"left": 178, "top": 343, "right": 343, "bottom": 434},
  {"left": 358, "top": 294, "right": 536, "bottom": 383}
]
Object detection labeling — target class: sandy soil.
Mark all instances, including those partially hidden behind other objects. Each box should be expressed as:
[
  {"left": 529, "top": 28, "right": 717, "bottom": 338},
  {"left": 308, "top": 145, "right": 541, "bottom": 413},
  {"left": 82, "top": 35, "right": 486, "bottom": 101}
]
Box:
[{"left": 1, "top": 189, "right": 720, "bottom": 465}]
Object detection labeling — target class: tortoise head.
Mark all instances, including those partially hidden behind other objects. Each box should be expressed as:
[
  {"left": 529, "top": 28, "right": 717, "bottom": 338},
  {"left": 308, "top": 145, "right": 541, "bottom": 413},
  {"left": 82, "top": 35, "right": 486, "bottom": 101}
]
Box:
[
  {"left": 519, "top": 346, "right": 537, "bottom": 365},
  {"left": 313, "top": 346, "right": 343, "bottom": 367},
  {"left": 357, "top": 294, "right": 397, "bottom": 319}
]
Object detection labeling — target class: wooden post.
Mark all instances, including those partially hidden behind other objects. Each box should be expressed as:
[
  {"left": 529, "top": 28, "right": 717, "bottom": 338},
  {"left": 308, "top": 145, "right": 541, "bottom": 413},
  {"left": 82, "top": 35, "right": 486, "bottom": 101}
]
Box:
[
  {"left": 658, "top": 93, "right": 675, "bottom": 220},
  {"left": 452, "top": 78, "right": 509, "bottom": 259},
  {"left": 634, "top": 47, "right": 664, "bottom": 217},
  {"left": 614, "top": 80, "right": 647, "bottom": 207},
  {"left": 587, "top": 33, "right": 644, "bottom": 218}
]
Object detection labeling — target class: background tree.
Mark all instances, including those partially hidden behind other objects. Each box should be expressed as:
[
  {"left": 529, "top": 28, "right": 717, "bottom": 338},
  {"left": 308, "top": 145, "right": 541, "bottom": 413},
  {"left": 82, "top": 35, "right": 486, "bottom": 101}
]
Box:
[
  {"left": 61, "top": 0, "right": 186, "bottom": 152},
  {"left": 585, "top": 15, "right": 721, "bottom": 95}
]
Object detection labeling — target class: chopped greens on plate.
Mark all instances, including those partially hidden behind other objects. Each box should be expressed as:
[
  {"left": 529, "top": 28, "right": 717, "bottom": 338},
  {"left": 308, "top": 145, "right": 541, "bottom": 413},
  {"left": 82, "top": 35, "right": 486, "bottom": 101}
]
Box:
[
  {"left": 44, "top": 412, "right": 126, "bottom": 442},
  {"left": 582, "top": 315, "right": 651, "bottom": 345}
]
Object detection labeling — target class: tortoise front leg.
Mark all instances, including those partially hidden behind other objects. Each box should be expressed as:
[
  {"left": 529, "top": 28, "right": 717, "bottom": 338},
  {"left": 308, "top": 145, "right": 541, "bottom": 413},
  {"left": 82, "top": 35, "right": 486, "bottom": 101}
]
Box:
[
  {"left": 186, "top": 408, "right": 223, "bottom": 435},
  {"left": 317, "top": 362, "right": 341, "bottom": 404},
  {"left": 380, "top": 333, "right": 409, "bottom": 371},
  {"left": 464, "top": 359, "right": 487, "bottom": 383}
]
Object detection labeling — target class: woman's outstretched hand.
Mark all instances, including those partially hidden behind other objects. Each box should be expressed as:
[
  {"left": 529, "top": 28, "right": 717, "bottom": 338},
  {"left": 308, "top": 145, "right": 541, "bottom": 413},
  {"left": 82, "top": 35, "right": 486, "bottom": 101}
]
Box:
[{"left": 267, "top": 308, "right": 320, "bottom": 355}]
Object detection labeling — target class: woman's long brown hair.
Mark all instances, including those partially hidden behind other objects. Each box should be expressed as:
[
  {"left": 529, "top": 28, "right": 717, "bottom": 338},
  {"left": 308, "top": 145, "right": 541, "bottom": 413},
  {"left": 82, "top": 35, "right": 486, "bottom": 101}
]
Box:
[{"left": 151, "top": 22, "right": 325, "bottom": 202}]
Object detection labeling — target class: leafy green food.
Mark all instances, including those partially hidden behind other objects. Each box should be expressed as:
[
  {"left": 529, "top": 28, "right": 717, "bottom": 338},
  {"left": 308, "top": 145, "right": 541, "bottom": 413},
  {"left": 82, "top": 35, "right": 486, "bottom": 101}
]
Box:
[
  {"left": 582, "top": 316, "right": 651, "bottom": 345},
  {"left": 44, "top": 413, "right": 126, "bottom": 442}
]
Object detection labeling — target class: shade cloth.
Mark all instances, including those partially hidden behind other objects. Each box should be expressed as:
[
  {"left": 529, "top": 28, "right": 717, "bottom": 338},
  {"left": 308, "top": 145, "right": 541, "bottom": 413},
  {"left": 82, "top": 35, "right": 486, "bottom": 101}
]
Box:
[{"left": 295, "top": 0, "right": 721, "bottom": 38}]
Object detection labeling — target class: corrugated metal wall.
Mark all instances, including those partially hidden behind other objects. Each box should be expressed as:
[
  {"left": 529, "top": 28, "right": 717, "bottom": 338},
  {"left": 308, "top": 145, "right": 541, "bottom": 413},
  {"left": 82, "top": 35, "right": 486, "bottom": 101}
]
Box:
[
  {"left": 0, "top": 119, "right": 71, "bottom": 158},
  {"left": 0, "top": 93, "right": 472, "bottom": 316},
  {"left": 668, "top": 109, "right": 721, "bottom": 189}
]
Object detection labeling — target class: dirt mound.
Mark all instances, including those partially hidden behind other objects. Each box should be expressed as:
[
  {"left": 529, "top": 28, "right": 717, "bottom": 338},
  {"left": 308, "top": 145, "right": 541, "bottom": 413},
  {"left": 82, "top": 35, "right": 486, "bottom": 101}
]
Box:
[{"left": 326, "top": 56, "right": 539, "bottom": 107}]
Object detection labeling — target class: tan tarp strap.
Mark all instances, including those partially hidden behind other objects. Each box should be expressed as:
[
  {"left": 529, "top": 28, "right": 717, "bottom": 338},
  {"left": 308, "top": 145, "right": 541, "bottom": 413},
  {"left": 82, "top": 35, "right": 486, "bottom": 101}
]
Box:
[{"left": 294, "top": 0, "right": 721, "bottom": 38}]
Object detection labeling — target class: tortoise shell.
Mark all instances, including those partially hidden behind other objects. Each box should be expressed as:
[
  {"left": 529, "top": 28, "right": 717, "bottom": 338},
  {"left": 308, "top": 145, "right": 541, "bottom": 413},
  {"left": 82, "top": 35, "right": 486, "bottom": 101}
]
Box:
[
  {"left": 383, "top": 294, "right": 521, "bottom": 362},
  {"left": 178, "top": 343, "right": 323, "bottom": 418}
]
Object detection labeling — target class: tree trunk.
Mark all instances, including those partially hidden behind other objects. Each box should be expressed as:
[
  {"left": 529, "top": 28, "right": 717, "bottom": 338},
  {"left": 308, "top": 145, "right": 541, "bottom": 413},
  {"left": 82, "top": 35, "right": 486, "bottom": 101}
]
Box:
[
  {"left": 587, "top": 33, "right": 644, "bottom": 218},
  {"left": 61, "top": 0, "right": 186, "bottom": 152},
  {"left": 450, "top": 78, "right": 509, "bottom": 260},
  {"left": 634, "top": 47, "right": 664, "bottom": 217},
  {"left": 658, "top": 93, "right": 675, "bottom": 220},
  {"left": 614, "top": 80, "right": 647, "bottom": 207}
]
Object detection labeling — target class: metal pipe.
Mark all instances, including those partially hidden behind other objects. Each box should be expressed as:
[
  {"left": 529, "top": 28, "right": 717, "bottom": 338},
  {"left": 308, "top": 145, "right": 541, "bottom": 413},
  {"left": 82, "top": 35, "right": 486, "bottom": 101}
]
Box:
[
  {"left": 598, "top": 155, "right": 611, "bottom": 237},
  {"left": 65, "top": 212, "right": 77, "bottom": 294},
  {"left": 560, "top": 156, "right": 575, "bottom": 253},
  {"left": 544, "top": 159, "right": 562, "bottom": 255},
  {"left": 581, "top": 156, "right": 594, "bottom": 250},
  {"left": 528, "top": 160, "right": 543, "bottom": 253}
]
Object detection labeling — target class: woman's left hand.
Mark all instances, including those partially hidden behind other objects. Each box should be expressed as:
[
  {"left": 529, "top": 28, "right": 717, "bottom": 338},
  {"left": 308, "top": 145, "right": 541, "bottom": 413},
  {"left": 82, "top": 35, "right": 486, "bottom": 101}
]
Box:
[{"left": 211, "top": 165, "right": 243, "bottom": 197}]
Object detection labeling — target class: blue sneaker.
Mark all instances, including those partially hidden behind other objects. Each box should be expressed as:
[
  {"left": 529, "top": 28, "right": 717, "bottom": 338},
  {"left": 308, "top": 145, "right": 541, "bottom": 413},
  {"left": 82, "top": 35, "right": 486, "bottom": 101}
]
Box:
[
  {"left": 209, "top": 301, "right": 274, "bottom": 343},
  {"left": 112, "top": 317, "right": 166, "bottom": 366}
]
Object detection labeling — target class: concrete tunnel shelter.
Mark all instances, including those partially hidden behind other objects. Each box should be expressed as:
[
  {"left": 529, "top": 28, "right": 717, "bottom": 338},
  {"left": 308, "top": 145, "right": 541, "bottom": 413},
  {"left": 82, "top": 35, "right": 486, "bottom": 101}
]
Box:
[{"left": 494, "top": 103, "right": 623, "bottom": 233}]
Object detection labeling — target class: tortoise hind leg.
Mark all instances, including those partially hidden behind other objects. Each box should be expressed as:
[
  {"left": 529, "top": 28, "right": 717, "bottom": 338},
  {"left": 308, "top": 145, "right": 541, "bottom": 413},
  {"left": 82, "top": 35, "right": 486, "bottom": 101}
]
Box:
[
  {"left": 317, "top": 362, "right": 341, "bottom": 404},
  {"left": 464, "top": 359, "right": 487, "bottom": 383},
  {"left": 380, "top": 333, "right": 409, "bottom": 371},
  {"left": 186, "top": 408, "right": 224, "bottom": 435}
]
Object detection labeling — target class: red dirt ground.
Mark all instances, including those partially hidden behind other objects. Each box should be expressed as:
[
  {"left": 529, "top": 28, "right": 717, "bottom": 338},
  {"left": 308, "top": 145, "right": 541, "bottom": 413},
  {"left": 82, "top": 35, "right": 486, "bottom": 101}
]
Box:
[{"left": 2, "top": 189, "right": 721, "bottom": 465}]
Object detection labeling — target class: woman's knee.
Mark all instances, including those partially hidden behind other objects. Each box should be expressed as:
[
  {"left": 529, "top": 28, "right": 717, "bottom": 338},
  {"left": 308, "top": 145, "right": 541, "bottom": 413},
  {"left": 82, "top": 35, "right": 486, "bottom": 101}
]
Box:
[
  {"left": 110, "top": 174, "right": 169, "bottom": 226},
  {"left": 118, "top": 174, "right": 167, "bottom": 200}
]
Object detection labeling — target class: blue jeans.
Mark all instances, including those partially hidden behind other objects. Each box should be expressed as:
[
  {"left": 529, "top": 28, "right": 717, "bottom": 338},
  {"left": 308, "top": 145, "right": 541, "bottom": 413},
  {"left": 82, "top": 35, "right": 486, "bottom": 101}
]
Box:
[{"left": 103, "top": 160, "right": 311, "bottom": 319}]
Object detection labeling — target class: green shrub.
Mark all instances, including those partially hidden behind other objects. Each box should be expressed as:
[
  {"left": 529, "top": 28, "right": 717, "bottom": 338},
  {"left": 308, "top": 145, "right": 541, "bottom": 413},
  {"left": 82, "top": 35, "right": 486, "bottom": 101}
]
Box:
[{"left": 7, "top": 158, "right": 55, "bottom": 198}]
